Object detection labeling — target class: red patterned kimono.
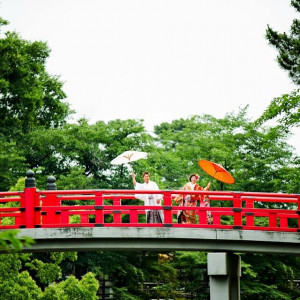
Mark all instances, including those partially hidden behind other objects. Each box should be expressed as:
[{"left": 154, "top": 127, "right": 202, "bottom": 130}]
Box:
[
  {"left": 176, "top": 182, "right": 211, "bottom": 224},
  {"left": 177, "top": 182, "right": 203, "bottom": 224}
]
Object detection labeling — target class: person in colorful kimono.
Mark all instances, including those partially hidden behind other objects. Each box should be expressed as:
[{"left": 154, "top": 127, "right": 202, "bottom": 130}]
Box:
[
  {"left": 131, "top": 171, "right": 164, "bottom": 223},
  {"left": 175, "top": 173, "right": 211, "bottom": 224}
]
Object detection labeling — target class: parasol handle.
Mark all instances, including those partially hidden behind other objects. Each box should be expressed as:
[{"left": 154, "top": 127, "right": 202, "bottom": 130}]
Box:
[
  {"left": 205, "top": 181, "right": 212, "bottom": 190},
  {"left": 207, "top": 170, "right": 217, "bottom": 186},
  {"left": 127, "top": 163, "right": 133, "bottom": 172},
  {"left": 208, "top": 171, "right": 218, "bottom": 187}
]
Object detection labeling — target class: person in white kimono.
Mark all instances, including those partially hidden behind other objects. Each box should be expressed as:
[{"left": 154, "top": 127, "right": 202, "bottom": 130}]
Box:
[{"left": 131, "top": 171, "right": 164, "bottom": 223}]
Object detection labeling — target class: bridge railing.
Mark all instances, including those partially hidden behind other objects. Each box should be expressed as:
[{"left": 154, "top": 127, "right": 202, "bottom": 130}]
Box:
[{"left": 0, "top": 182, "right": 299, "bottom": 232}]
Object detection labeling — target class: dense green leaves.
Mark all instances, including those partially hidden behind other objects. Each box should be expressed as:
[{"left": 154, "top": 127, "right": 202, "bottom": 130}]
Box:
[
  {"left": 0, "top": 253, "right": 41, "bottom": 300},
  {"left": 0, "top": 252, "right": 99, "bottom": 300},
  {"left": 42, "top": 273, "right": 99, "bottom": 300},
  {"left": 153, "top": 109, "right": 299, "bottom": 194},
  {"left": 0, "top": 27, "right": 70, "bottom": 139},
  {"left": 241, "top": 254, "right": 300, "bottom": 299},
  {"left": 20, "top": 118, "right": 152, "bottom": 190},
  {"left": 266, "top": 0, "right": 300, "bottom": 85},
  {"left": 171, "top": 251, "right": 208, "bottom": 298},
  {"left": 0, "top": 17, "right": 71, "bottom": 190},
  {"left": 260, "top": 1, "right": 300, "bottom": 132},
  {"left": 256, "top": 89, "right": 300, "bottom": 132},
  {"left": 0, "top": 230, "right": 33, "bottom": 252},
  {"left": 0, "top": 138, "right": 27, "bottom": 191}
]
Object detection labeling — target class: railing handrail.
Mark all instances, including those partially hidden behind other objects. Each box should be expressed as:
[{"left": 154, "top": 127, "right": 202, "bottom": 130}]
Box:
[{"left": 0, "top": 188, "right": 299, "bottom": 232}]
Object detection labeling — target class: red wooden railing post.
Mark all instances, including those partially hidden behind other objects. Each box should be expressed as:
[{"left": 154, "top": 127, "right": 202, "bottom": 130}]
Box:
[
  {"left": 34, "top": 190, "right": 41, "bottom": 227},
  {"left": 129, "top": 193, "right": 138, "bottom": 224},
  {"left": 18, "top": 193, "right": 26, "bottom": 227},
  {"left": 24, "top": 170, "right": 36, "bottom": 228},
  {"left": 245, "top": 198, "right": 254, "bottom": 227},
  {"left": 233, "top": 192, "right": 242, "bottom": 229},
  {"left": 130, "top": 210, "right": 138, "bottom": 223},
  {"left": 279, "top": 216, "right": 288, "bottom": 228},
  {"left": 113, "top": 197, "right": 121, "bottom": 223},
  {"left": 163, "top": 191, "right": 173, "bottom": 225},
  {"left": 269, "top": 212, "right": 278, "bottom": 228},
  {"left": 298, "top": 195, "right": 300, "bottom": 232},
  {"left": 81, "top": 214, "right": 88, "bottom": 224},
  {"left": 43, "top": 193, "right": 55, "bottom": 225},
  {"left": 44, "top": 176, "right": 60, "bottom": 226},
  {"left": 199, "top": 210, "right": 207, "bottom": 224},
  {"left": 213, "top": 213, "right": 221, "bottom": 225},
  {"left": 95, "top": 192, "right": 104, "bottom": 226},
  {"left": 199, "top": 192, "right": 208, "bottom": 225},
  {"left": 61, "top": 211, "right": 69, "bottom": 225}
]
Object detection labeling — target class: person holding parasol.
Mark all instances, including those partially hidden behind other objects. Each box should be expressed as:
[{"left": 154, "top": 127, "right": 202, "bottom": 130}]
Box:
[
  {"left": 111, "top": 150, "right": 163, "bottom": 223},
  {"left": 175, "top": 173, "right": 211, "bottom": 224},
  {"left": 131, "top": 171, "right": 164, "bottom": 223}
]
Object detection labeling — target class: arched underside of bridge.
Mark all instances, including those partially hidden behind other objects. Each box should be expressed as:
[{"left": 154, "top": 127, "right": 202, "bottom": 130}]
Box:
[{"left": 8, "top": 228, "right": 300, "bottom": 254}]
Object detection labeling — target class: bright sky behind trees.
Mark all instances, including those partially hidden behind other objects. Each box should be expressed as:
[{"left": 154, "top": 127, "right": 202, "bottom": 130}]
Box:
[{"left": 1, "top": 0, "right": 300, "bottom": 153}]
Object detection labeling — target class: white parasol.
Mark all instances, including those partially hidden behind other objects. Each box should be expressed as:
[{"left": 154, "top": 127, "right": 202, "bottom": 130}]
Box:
[{"left": 110, "top": 150, "right": 148, "bottom": 170}]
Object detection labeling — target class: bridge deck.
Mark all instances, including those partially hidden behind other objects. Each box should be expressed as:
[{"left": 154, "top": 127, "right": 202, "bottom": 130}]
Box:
[{"left": 12, "top": 227, "right": 300, "bottom": 254}]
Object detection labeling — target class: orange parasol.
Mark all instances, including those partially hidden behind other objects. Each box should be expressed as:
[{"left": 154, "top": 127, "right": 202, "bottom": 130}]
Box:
[{"left": 198, "top": 160, "right": 235, "bottom": 184}]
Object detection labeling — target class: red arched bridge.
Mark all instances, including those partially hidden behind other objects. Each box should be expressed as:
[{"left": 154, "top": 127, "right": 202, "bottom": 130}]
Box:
[
  {"left": 2, "top": 171, "right": 298, "bottom": 300},
  {"left": 0, "top": 171, "right": 299, "bottom": 254}
]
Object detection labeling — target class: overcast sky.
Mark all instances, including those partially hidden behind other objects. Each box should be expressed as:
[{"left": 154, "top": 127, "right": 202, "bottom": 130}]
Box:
[{"left": 1, "top": 0, "right": 300, "bottom": 153}]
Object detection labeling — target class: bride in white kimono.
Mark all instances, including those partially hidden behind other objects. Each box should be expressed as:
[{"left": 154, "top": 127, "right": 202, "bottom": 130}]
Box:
[{"left": 131, "top": 171, "right": 164, "bottom": 223}]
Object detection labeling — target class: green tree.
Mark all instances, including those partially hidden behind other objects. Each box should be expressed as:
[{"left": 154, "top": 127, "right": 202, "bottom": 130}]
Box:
[
  {"left": 75, "top": 251, "right": 146, "bottom": 299},
  {"left": 241, "top": 253, "right": 300, "bottom": 299},
  {"left": 74, "top": 251, "right": 179, "bottom": 300},
  {"left": 0, "top": 138, "right": 27, "bottom": 191},
  {"left": 0, "top": 16, "right": 72, "bottom": 190},
  {"left": 0, "top": 230, "right": 33, "bottom": 252},
  {"left": 24, "top": 252, "right": 78, "bottom": 288},
  {"left": 257, "top": 0, "right": 300, "bottom": 131},
  {"left": 41, "top": 273, "right": 99, "bottom": 300},
  {"left": 171, "top": 251, "right": 208, "bottom": 299},
  {"left": 0, "top": 253, "right": 42, "bottom": 299},
  {"left": 0, "top": 251, "right": 99, "bottom": 300},
  {"left": 266, "top": 0, "right": 300, "bottom": 85},
  {"left": 22, "top": 118, "right": 153, "bottom": 190},
  {"left": 153, "top": 112, "right": 247, "bottom": 190},
  {"left": 255, "top": 89, "right": 300, "bottom": 132},
  {"left": 153, "top": 109, "right": 299, "bottom": 194},
  {"left": 0, "top": 17, "right": 71, "bottom": 140}
]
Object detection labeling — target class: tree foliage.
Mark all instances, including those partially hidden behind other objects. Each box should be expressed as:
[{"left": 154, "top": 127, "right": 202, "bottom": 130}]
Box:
[
  {"left": 0, "top": 17, "right": 71, "bottom": 190},
  {"left": 0, "top": 18, "right": 70, "bottom": 139},
  {"left": 258, "top": 0, "right": 300, "bottom": 130},
  {"left": 241, "top": 254, "right": 300, "bottom": 299},
  {"left": 266, "top": 0, "right": 300, "bottom": 85},
  {"left": 255, "top": 89, "right": 300, "bottom": 132},
  {"left": 0, "top": 230, "right": 33, "bottom": 252},
  {"left": 0, "top": 138, "right": 27, "bottom": 191},
  {"left": 153, "top": 109, "right": 299, "bottom": 193},
  {"left": 0, "top": 252, "right": 99, "bottom": 300}
]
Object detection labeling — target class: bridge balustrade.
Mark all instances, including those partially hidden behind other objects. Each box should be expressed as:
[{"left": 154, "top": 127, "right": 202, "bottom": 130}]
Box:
[{"left": 0, "top": 187, "right": 299, "bottom": 232}]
